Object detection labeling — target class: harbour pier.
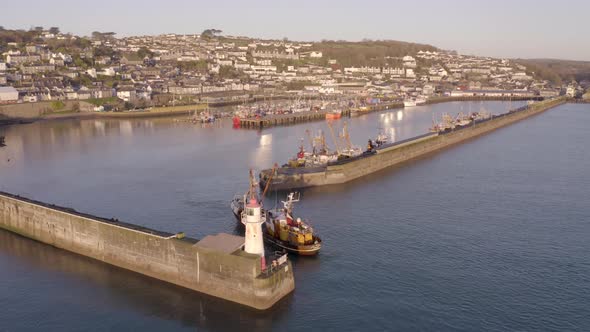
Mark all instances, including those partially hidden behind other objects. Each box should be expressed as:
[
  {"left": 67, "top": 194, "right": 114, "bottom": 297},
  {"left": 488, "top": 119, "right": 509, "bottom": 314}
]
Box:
[
  {"left": 261, "top": 97, "right": 566, "bottom": 190},
  {"left": 0, "top": 192, "right": 294, "bottom": 310},
  {"left": 239, "top": 108, "right": 349, "bottom": 128},
  {"left": 239, "top": 101, "right": 403, "bottom": 128}
]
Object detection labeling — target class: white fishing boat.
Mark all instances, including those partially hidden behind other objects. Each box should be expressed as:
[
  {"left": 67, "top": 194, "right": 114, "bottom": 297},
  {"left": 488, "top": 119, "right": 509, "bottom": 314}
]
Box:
[{"left": 403, "top": 99, "right": 417, "bottom": 107}]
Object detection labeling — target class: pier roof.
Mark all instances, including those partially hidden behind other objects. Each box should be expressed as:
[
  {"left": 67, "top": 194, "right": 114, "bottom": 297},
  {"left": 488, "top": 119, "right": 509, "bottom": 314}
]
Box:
[{"left": 196, "top": 233, "right": 245, "bottom": 254}]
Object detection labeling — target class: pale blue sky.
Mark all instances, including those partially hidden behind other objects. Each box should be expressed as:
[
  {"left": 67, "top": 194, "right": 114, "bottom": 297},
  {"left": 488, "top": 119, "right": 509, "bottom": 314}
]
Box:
[{"left": 2, "top": 0, "right": 589, "bottom": 60}]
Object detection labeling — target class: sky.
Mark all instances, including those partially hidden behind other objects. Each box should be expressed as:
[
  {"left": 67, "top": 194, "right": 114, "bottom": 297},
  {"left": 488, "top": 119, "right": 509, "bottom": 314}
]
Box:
[{"left": 1, "top": 0, "right": 589, "bottom": 61}]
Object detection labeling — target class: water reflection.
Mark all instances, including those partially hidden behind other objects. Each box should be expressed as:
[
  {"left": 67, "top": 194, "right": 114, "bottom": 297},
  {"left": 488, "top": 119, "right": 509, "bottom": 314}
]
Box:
[
  {"left": 0, "top": 229, "right": 291, "bottom": 331},
  {"left": 0, "top": 101, "right": 524, "bottom": 175}
]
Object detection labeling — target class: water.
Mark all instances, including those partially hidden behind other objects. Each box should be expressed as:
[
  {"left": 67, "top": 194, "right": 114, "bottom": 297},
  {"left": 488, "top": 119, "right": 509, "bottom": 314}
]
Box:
[{"left": 1, "top": 101, "right": 589, "bottom": 331}]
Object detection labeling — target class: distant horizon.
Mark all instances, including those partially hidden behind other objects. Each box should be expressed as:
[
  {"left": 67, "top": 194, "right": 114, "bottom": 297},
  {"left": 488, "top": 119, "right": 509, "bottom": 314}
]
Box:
[{"left": 1, "top": 0, "right": 589, "bottom": 61}]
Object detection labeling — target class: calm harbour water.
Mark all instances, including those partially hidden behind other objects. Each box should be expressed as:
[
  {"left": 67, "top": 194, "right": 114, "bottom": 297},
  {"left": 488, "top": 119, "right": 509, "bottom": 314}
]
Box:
[{"left": 0, "top": 101, "right": 589, "bottom": 331}]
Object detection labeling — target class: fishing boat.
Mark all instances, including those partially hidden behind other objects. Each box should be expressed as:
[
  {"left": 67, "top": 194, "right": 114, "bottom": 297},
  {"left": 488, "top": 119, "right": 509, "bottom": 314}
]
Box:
[
  {"left": 333, "top": 121, "right": 362, "bottom": 160},
  {"left": 403, "top": 99, "right": 417, "bottom": 107},
  {"left": 230, "top": 170, "right": 322, "bottom": 256},
  {"left": 415, "top": 96, "right": 427, "bottom": 105},
  {"left": 283, "top": 130, "right": 338, "bottom": 168},
  {"left": 265, "top": 192, "right": 321, "bottom": 256},
  {"left": 198, "top": 111, "right": 215, "bottom": 123},
  {"left": 375, "top": 131, "right": 389, "bottom": 146},
  {"left": 232, "top": 116, "right": 241, "bottom": 128},
  {"left": 325, "top": 109, "right": 342, "bottom": 120}
]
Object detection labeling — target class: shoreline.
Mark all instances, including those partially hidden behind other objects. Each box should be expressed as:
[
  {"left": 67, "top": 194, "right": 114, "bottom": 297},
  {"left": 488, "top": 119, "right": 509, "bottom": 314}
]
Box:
[{"left": 0, "top": 96, "right": 574, "bottom": 127}]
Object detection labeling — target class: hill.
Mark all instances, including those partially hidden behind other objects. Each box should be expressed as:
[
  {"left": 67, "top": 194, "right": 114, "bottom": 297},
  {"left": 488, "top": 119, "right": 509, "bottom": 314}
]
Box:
[
  {"left": 516, "top": 58, "right": 590, "bottom": 84},
  {"left": 314, "top": 40, "right": 439, "bottom": 67}
]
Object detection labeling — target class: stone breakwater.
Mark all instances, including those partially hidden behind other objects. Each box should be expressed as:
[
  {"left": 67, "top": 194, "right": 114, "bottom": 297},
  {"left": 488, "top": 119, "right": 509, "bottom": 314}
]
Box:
[
  {"left": 261, "top": 98, "right": 566, "bottom": 190},
  {"left": 0, "top": 192, "right": 294, "bottom": 310}
]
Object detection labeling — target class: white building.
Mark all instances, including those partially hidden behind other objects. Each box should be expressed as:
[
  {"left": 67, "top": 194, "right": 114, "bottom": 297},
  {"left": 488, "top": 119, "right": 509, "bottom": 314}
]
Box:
[
  {"left": 6, "top": 54, "right": 41, "bottom": 64},
  {"left": 382, "top": 67, "right": 404, "bottom": 75},
  {"left": 0, "top": 62, "right": 6, "bottom": 71},
  {"left": 0, "top": 86, "right": 19, "bottom": 102},
  {"left": 117, "top": 89, "right": 137, "bottom": 102},
  {"left": 344, "top": 67, "right": 360, "bottom": 74},
  {"left": 566, "top": 85, "right": 576, "bottom": 97},
  {"left": 402, "top": 55, "right": 417, "bottom": 68},
  {"left": 86, "top": 68, "right": 97, "bottom": 78},
  {"left": 310, "top": 51, "right": 323, "bottom": 58},
  {"left": 251, "top": 65, "right": 277, "bottom": 73}
]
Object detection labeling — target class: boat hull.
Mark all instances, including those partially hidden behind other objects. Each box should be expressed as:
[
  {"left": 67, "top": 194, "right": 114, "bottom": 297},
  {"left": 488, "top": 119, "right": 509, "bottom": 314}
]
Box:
[{"left": 264, "top": 234, "right": 321, "bottom": 256}]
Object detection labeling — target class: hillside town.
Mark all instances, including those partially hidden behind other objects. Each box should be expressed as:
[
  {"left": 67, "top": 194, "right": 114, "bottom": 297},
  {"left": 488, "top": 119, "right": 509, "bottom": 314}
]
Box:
[{"left": 0, "top": 27, "right": 587, "bottom": 108}]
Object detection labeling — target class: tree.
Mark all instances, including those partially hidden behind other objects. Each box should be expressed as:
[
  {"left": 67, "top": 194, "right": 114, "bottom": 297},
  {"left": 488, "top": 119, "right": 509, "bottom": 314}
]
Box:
[
  {"left": 201, "top": 29, "right": 222, "bottom": 39},
  {"left": 94, "top": 45, "right": 116, "bottom": 57},
  {"left": 177, "top": 60, "right": 208, "bottom": 72},
  {"left": 218, "top": 65, "right": 240, "bottom": 79},
  {"left": 49, "top": 27, "right": 60, "bottom": 35},
  {"left": 91, "top": 31, "right": 116, "bottom": 40},
  {"left": 103, "top": 32, "right": 116, "bottom": 40},
  {"left": 137, "top": 46, "right": 154, "bottom": 59}
]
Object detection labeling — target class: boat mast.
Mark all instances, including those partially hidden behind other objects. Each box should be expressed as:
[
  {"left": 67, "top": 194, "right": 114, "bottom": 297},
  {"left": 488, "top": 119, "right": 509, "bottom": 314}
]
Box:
[
  {"left": 341, "top": 121, "right": 352, "bottom": 150},
  {"left": 327, "top": 121, "right": 341, "bottom": 154},
  {"left": 305, "top": 129, "right": 314, "bottom": 153},
  {"left": 261, "top": 164, "right": 278, "bottom": 199}
]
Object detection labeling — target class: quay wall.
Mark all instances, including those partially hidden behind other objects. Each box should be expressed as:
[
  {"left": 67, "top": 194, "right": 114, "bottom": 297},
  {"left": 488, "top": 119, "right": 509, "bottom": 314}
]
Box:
[
  {"left": 268, "top": 98, "right": 565, "bottom": 189},
  {"left": 425, "top": 95, "right": 542, "bottom": 105},
  {"left": 0, "top": 192, "right": 294, "bottom": 310},
  {"left": 0, "top": 101, "right": 95, "bottom": 119}
]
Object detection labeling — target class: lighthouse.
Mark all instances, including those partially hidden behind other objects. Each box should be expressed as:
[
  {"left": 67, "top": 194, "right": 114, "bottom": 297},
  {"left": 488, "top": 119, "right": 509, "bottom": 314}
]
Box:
[{"left": 242, "top": 197, "right": 265, "bottom": 257}]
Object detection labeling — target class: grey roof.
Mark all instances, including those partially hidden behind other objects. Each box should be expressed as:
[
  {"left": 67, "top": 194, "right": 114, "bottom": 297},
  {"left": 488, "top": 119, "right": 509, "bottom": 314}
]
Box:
[
  {"left": 196, "top": 233, "right": 244, "bottom": 254},
  {"left": 0, "top": 86, "right": 18, "bottom": 93}
]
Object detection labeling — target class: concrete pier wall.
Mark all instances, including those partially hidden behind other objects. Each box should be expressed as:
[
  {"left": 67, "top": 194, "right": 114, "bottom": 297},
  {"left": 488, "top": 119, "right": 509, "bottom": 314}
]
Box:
[
  {"left": 267, "top": 98, "right": 565, "bottom": 190},
  {"left": 0, "top": 193, "right": 294, "bottom": 310}
]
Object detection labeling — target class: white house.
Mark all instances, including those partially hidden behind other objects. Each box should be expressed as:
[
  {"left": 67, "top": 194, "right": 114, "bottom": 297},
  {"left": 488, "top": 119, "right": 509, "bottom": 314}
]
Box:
[
  {"left": 0, "top": 86, "right": 19, "bottom": 102},
  {"left": 117, "top": 89, "right": 137, "bottom": 102},
  {"left": 382, "top": 67, "right": 404, "bottom": 75},
  {"left": 98, "top": 67, "right": 116, "bottom": 76},
  {"left": 402, "top": 55, "right": 417, "bottom": 68},
  {"left": 344, "top": 67, "right": 360, "bottom": 74},
  {"left": 566, "top": 85, "right": 576, "bottom": 97},
  {"left": 310, "top": 51, "right": 323, "bottom": 58},
  {"left": 86, "top": 68, "right": 97, "bottom": 78},
  {"left": 251, "top": 65, "right": 277, "bottom": 73}
]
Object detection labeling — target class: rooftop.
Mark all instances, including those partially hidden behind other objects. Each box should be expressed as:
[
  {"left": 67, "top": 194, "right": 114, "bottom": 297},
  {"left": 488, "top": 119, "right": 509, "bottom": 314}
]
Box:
[
  {"left": 196, "top": 233, "right": 245, "bottom": 254},
  {"left": 0, "top": 86, "right": 18, "bottom": 93}
]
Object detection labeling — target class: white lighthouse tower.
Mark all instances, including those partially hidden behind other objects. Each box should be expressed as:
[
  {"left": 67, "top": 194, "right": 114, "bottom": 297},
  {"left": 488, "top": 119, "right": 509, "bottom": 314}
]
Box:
[{"left": 241, "top": 197, "right": 265, "bottom": 258}]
